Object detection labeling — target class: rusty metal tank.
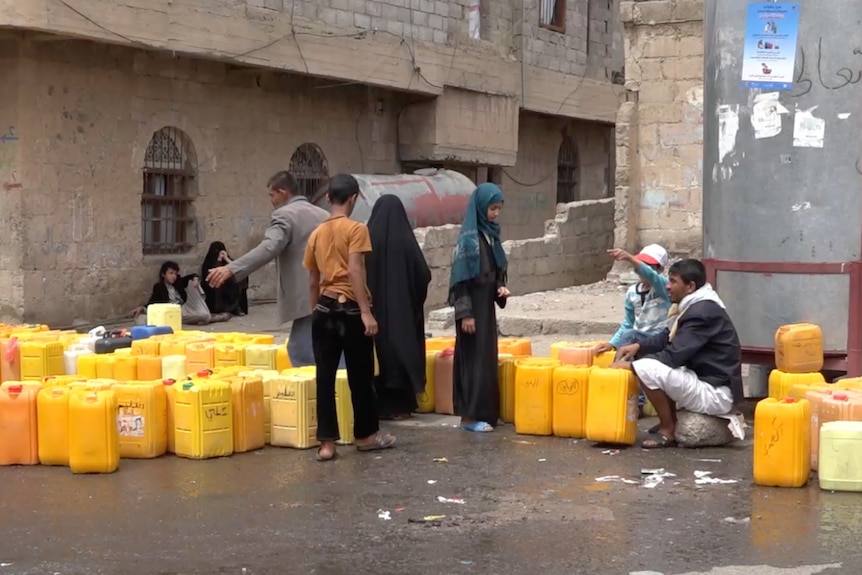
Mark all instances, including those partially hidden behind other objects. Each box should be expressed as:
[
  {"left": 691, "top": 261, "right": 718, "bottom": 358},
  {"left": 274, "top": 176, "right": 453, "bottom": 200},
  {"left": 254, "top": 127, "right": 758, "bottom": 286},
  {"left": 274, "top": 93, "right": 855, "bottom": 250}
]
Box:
[
  {"left": 703, "top": 0, "right": 862, "bottom": 374},
  {"left": 311, "top": 169, "right": 475, "bottom": 228}
]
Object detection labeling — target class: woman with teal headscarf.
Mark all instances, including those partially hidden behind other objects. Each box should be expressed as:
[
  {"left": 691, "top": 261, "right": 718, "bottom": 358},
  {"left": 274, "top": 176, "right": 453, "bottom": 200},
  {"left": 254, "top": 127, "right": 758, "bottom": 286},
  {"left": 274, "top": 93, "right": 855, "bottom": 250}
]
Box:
[{"left": 448, "top": 183, "right": 510, "bottom": 433}]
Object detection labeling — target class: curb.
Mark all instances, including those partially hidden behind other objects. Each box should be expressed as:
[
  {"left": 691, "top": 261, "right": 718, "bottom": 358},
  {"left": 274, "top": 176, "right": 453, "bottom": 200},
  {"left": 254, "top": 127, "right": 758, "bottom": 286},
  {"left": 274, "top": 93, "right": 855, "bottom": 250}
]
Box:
[{"left": 427, "top": 307, "right": 618, "bottom": 337}]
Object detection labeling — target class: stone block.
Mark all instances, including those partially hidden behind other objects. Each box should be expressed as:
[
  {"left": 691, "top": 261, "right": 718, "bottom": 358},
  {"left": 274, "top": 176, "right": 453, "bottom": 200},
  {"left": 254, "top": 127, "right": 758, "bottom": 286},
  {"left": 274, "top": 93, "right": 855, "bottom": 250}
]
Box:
[
  {"left": 354, "top": 12, "right": 372, "bottom": 29},
  {"left": 634, "top": 1, "right": 673, "bottom": 25},
  {"left": 659, "top": 123, "right": 703, "bottom": 147},
  {"left": 619, "top": 2, "right": 636, "bottom": 24},
  {"left": 678, "top": 35, "right": 704, "bottom": 58},
  {"left": 640, "top": 34, "right": 678, "bottom": 58},
  {"left": 638, "top": 102, "right": 681, "bottom": 126},
  {"left": 396, "top": 7, "right": 412, "bottom": 23},
  {"left": 366, "top": 1, "right": 382, "bottom": 16},
  {"left": 661, "top": 56, "right": 702, "bottom": 80},
  {"left": 674, "top": 411, "right": 737, "bottom": 448},
  {"left": 336, "top": 9, "right": 356, "bottom": 27},
  {"left": 637, "top": 59, "right": 664, "bottom": 82},
  {"left": 247, "top": 0, "right": 284, "bottom": 9},
  {"left": 428, "top": 306, "right": 455, "bottom": 327},
  {"left": 638, "top": 80, "right": 676, "bottom": 103},
  {"left": 673, "top": 0, "right": 704, "bottom": 22}
]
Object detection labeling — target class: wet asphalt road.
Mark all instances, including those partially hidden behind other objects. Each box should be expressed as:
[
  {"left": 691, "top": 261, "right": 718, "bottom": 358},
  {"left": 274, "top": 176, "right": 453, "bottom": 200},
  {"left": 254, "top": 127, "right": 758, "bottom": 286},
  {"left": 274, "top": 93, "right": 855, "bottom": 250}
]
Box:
[{"left": 0, "top": 416, "right": 859, "bottom": 575}]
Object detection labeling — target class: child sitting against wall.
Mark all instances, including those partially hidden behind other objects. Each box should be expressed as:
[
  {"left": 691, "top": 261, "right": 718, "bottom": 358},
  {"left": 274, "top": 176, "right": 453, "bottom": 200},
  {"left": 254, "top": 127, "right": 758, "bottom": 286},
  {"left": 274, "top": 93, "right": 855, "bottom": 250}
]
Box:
[{"left": 130, "top": 261, "right": 232, "bottom": 325}]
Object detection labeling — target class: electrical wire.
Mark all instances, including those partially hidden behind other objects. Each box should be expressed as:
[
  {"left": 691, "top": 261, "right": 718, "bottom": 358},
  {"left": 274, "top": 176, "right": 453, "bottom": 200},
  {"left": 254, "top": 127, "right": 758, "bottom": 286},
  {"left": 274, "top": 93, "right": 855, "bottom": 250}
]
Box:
[
  {"left": 503, "top": 158, "right": 615, "bottom": 188},
  {"left": 56, "top": 0, "right": 139, "bottom": 45}
]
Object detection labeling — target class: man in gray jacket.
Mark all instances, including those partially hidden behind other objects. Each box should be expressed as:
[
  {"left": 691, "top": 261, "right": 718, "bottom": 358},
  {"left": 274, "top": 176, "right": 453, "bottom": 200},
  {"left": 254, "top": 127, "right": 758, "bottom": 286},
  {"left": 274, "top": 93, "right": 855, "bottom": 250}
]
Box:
[{"left": 207, "top": 171, "right": 329, "bottom": 366}]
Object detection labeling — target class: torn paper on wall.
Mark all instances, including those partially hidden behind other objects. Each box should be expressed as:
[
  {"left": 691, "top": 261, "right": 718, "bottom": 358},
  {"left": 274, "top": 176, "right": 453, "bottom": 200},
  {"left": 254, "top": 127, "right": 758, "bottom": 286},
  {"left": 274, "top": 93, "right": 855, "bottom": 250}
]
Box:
[
  {"left": 717, "top": 105, "right": 740, "bottom": 163},
  {"left": 750, "top": 92, "right": 789, "bottom": 139},
  {"left": 793, "top": 105, "right": 825, "bottom": 148}
]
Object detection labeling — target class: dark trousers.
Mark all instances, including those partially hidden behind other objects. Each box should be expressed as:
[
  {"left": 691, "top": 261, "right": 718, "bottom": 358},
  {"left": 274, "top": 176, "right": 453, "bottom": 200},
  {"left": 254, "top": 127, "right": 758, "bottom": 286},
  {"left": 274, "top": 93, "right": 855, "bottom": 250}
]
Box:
[{"left": 312, "top": 297, "right": 379, "bottom": 442}]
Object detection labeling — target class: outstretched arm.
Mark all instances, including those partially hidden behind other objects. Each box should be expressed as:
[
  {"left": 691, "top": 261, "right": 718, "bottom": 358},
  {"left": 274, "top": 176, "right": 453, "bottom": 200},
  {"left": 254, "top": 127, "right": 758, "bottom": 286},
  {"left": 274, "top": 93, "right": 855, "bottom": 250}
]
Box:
[{"left": 222, "top": 211, "right": 293, "bottom": 283}]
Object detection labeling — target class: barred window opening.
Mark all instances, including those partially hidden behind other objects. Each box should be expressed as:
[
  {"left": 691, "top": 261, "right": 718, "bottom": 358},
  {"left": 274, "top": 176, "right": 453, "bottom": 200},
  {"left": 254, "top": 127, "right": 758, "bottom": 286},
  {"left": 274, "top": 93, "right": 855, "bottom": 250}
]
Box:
[
  {"left": 556, "top": 135, "right": 580, "bottom": 204},
  {"left": 289, "top": 143, "right": 329, "bottom": 199},
  {"left": 141, "top": 127, "right": 196, "bottom": 255}
]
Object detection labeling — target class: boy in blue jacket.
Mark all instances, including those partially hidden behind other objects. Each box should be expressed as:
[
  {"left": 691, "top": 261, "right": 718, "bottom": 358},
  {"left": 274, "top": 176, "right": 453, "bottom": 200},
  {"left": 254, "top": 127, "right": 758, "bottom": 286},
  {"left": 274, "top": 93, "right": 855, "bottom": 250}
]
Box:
[
  {"left": 597, "top": 244, "right": 672, "bottom": 356},
  {"left": 597, "top": 245, "right": 672, "bottom": 413}
]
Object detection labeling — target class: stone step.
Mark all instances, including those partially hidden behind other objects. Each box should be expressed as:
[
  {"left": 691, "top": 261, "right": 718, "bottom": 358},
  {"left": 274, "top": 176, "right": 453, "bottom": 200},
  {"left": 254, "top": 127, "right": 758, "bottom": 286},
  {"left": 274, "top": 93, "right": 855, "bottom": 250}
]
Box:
[{"left": 428, "top": 306, "right": 619, "bottom": 337}]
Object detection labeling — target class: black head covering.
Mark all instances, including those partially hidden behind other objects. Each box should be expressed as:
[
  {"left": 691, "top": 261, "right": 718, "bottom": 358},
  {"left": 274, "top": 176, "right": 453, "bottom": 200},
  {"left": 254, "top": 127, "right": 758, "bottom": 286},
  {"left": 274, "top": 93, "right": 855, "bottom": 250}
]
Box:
[
  {"left": 367, "top": 195, "right": 432, "bottom": 395},
  {"left": 202, "top": 241, "right": 227, "bottom": 277}
]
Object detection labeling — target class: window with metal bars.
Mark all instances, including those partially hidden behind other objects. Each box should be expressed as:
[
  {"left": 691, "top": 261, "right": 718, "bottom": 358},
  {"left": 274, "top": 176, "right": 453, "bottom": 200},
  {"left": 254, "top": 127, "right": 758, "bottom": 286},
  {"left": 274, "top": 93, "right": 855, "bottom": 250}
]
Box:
[
  {"left": 556, "top": 135, "right": 580, "bottom": 204},
  {"left": 141, "top": 127, "right": 196, "bottom": 255},
  {"left": 289, "top": 143, "right": 329, "bottom": 199},
  {"left": 539, "top": 0, "right": 566, "bottom": 32}
]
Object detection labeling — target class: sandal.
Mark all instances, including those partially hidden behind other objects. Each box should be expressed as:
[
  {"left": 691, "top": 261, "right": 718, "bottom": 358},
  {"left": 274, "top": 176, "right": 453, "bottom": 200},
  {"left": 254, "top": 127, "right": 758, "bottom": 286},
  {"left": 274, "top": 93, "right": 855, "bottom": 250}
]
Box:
[
  {"left": 356, "top": 433, "right": 396, "bottom": 452},
  {"left": 460, "top": 421, "right": 494, "bottom": 433},
  {"left": 648, "top": 423, "right": 660, "bottom": 434},
  {"left": 316, "top": 448, "right": 338, "bottom": 462},
  {"left": 641, "top": 433, "right": 677, "bottom": 450}
]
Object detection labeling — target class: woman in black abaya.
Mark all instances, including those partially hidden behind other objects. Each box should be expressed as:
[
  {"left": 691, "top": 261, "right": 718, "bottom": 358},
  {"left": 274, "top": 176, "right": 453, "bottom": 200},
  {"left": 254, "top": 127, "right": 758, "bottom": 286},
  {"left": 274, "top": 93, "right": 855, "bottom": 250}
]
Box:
[
  {"left": 201, "top": 241, "right": 249, "bottom": 316},
  {"left": 448, "top": 183, "right": 509, "bottom": 433},
  {"left": 367, "top": 195, "right": 432, "bottom": 420}
]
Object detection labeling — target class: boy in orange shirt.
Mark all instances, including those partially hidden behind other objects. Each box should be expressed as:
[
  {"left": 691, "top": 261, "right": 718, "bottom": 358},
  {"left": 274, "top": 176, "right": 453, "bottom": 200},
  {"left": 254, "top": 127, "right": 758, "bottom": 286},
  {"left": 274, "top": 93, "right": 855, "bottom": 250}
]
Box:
[{"left": 303, "top": 174, "right": 396, "bottom": 462}]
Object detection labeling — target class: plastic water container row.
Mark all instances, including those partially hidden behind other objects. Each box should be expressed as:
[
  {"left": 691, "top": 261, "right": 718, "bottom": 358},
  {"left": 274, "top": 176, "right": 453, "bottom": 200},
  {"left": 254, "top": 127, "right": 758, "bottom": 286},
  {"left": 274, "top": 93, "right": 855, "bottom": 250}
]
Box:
[
  {"left": 421, "top": 338, "right": 616, "bottom": 420},
  {"left": 70, "top": 346, "right": 291, "bottom": 381},
  {"left": 0, "top": 324, "right": 285, "bottom": 383},
  {"left": 0, "top": 367, "right": 355, "bottom": 474},
  {"left": 755, "top": 377, "right": 862, "bottom": 492}
]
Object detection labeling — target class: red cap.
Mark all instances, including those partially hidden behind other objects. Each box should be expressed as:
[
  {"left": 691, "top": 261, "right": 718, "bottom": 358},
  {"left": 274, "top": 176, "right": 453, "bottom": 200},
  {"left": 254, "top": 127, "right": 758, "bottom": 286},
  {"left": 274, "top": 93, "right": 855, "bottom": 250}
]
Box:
[
  {"left": 781, "top": 397, "right": 797, "bottom": 403},
  {"left": 440, "top": 348, "right": 455, "bottom": 358},
  {"left": 7, "top": 385, "right": 23, "bottom": 393},
  {"left": 163, "top": 379, "right": 176, "bottom": 386},
  {"left": 197, "top": 370, "right": 213, "bottom": 377},
  {"left": 834, "top": 393, "right": 850, "bottom": 401}
]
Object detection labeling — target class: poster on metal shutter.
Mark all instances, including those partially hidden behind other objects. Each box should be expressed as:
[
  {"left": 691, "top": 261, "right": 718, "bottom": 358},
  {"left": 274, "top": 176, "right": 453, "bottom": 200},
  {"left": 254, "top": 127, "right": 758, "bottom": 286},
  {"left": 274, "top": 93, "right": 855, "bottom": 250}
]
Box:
[{"left": 740, "top": 2, "right": 802, "bottom": 90}]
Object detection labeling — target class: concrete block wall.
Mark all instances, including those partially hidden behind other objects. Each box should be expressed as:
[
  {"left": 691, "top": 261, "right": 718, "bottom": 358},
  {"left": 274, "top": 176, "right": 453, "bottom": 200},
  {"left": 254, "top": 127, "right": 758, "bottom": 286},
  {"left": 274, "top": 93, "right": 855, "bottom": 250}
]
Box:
[
  {"left": 1, "top": 33, "right": 615, "bottom": 326},
  {"left": 417, "top": 198, "right": 615, "bottom": 310},
  {"left": 0, "top": 37, "right": 25, "bottom": 320},
  {"left": 282, "top": 0, "right": 470, "bottom": 45},
  {"left": 617, "top": 0, "right": 704, "bottom": 255},
  {"left": 500, "top": 113, "right": 615, "bottom": 240},
  {"left": 5, "top": 37, "right": 404, "bottom": 325},
  {"left": 518, "top": 0, "right": 625, "bottom": 80},
  {"left": 398, "top": 87, "right": 520, "bottom": 166},
  {"left": 256, "top": 0, "right": 622, "bottom": 85}
]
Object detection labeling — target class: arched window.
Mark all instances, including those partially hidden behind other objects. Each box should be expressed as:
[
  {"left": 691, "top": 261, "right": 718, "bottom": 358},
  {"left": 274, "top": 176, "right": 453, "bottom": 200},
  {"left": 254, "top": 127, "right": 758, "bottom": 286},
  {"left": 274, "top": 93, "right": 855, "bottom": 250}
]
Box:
[
  {"left": 556, "top": 135, "right": 580, "bottom": 204},
  {"left": 289, "top": 143, "right": 329, "bottom": 199},
  {"left": 141, "top": 127, "right": 196, "bottom": 254}
]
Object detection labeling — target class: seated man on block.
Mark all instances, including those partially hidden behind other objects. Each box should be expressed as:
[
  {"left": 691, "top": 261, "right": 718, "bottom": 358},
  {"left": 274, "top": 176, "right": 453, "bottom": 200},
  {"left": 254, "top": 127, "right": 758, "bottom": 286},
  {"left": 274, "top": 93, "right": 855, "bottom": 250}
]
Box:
[{"left": 612, "top": 258, "right": 744, "bottom": 449}]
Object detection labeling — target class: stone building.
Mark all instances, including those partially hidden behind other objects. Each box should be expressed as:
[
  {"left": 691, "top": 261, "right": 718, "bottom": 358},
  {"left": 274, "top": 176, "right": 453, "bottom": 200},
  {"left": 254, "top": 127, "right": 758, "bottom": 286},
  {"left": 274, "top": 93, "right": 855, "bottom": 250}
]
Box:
[
  {"left": 614, "top": 0, "right": 704, "bottom": 257},
  {"left": 0, "top": 0, "right": 625, "bottom": 326}
]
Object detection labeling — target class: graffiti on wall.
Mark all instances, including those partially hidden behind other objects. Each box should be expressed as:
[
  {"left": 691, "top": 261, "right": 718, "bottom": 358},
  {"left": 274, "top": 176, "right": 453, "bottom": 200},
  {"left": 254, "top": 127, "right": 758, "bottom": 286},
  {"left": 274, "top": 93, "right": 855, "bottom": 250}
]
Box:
[{"left": 0, "top": 125, "right": 22, "bottom": 190}]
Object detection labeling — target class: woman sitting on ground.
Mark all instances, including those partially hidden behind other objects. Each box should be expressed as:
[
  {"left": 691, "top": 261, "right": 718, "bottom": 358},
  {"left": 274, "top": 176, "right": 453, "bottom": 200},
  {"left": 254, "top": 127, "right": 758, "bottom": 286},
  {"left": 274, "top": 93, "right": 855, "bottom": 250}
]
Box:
[
  {"left": 131, "top": 261, "right": 231, "bottom": 325},
  {"left": 201, "top": 241, "right": 249, "bottom": 316}
]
